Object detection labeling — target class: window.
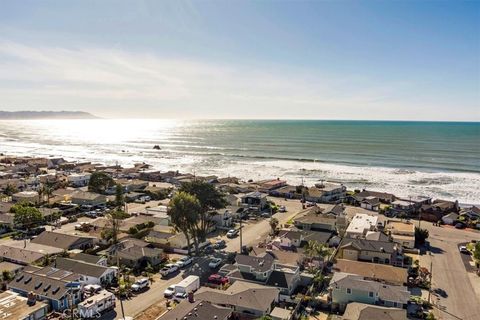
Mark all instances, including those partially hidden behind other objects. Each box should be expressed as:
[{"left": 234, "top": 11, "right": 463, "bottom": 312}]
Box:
[
  {"left": 346, "top": 288, "right": 352, "bottom": 294},
  {"left": 369, "top": 292, "right": 374, "bottom": 297},
  {"left": 393, "top": 302, "right": 398, "bottom": 308}
]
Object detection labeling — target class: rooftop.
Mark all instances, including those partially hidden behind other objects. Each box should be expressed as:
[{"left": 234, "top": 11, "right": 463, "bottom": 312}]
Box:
[
  {"left": 342, "top": 302, "right": 407, "bottom": 320},
  {"left": 332, "top": 259, "right": 407, "bottom": 285},
  {"left": 160, "top": 300, "right": 232, "bottom": 320},
  {"left": 0, "top": 291, "right": 48, "bottom": 319}
]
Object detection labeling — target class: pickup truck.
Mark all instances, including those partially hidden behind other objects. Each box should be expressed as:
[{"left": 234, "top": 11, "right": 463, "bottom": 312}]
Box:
[
  {"left": 160, "top": 264, "right": 179, "bottom": 277},
  {"left": 175, "top": 256, "right": 193, "bottom": 268}
]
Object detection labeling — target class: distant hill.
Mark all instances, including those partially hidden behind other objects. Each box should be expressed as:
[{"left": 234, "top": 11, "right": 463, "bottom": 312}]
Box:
[{"left": 0, "top": 111, "right": 98, "bottom": 119}]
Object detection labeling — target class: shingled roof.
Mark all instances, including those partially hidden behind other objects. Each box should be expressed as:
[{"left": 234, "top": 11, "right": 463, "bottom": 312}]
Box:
[{"left": 196, "top": 281, "right": 279, "bottom": 312}]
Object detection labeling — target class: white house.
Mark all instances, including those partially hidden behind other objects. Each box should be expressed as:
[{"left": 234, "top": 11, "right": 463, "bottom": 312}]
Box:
[
  {"left": 345, "top": 214, "right": 378, "bottom": 239},
  {"left": 67, "top": 173, "right": 92, "bottom": 187},
  {"left": 211, "top": 209, "right": 235, "bottom": 228},
  {"left": 442, "top": 212, "right": 459, "bottom": 225},
  {"left": 55, "top": 257, "right": 117, "bottom": 285}
]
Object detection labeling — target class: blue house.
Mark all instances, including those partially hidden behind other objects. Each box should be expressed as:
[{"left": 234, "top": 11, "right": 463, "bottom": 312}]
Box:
[{"left": 8, "top": 266, "right": 83, "bottom": 311}]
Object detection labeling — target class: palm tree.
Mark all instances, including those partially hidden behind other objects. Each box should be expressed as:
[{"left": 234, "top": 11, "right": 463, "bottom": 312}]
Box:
[{"left": 304, "top": 240, "right": 331, "bottom": 260}]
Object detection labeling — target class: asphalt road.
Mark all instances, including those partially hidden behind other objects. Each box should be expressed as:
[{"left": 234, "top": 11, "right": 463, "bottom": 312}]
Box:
[
  {"left": 418, "top": 223, "right": 480, "bottom": 320},
  {"left": 105, "top": 197, "right": 303, "bottom": 319}
]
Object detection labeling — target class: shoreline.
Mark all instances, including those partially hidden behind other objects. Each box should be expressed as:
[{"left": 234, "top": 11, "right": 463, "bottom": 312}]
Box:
[{"left": 1, "top": 152, "right": 479, "bottom": 207}]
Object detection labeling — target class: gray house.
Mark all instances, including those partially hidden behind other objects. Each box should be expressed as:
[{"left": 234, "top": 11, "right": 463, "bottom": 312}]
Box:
[{"left": 329, "top": 272, "right": 410, "bottom": 312}]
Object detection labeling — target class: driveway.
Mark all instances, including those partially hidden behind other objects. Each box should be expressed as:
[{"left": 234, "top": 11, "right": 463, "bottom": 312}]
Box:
[{"left": 418, "top": 223, "right": 480, "bottom": 320}]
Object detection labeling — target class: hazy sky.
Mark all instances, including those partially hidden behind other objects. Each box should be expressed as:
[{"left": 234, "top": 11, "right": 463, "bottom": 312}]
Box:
[{"left": 0, "top": 0, "right": 479, "bottom": 120}]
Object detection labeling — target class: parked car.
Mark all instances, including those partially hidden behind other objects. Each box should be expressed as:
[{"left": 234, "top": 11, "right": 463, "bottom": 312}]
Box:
[
  {"left": 207, "top": 274, "right": 229, "bottom": 285},
  {"left": 459, "top": 246, "right": 470, "bottom": 254},
  {"left": 213, "top": 240, "right": 226, "bottom": 249},
  {"left": 279, "top": 205, "right": 286, "bottom": 212},
  {"left": 209, "top": 257, "right": 222, "bottom": 268},
  {"left": 131, "top": 278, "right": 149, "bottom": 292},
  {"left": 226, "top": 229, "right": 239, "bottom": 238},
  {"left": 160, "top": 264, "right": 179, "bottom": 277},
  {"left": 203, "top": 245, "right": 214, "bottom": 254},
  {"left": 164, "top": 285, "right": 175, "bottom": 298},
  {"left": 455, "top": 223, "right": 466, "bottom": 229},
  {"left": 173, "top": 292, "right": 188, "bottom": 303},
  {"left": 175, "top": 256, "right": 193, "bottom": 268}
]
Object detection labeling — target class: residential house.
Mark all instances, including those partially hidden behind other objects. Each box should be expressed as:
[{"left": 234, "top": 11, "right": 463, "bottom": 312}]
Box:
[
  {"left": 160, "top": 300, "right": 232, "bottom": 320},
  {"left": 341, "top": 302, "right": 407, "bottom": 320},
  {"left": 70, "top": 253, "right": 107, "bottom": 266},
  {"left": 390, "top": 200, "right": 416, "bottom": 216},
  {"left": 270, "top": 307, "right": 293, "bottom": 320},
  {"left": 385, "top": 221, "right": 415, "bottom": 248},
  {"left": 304, "top": 182, "right": 346, "bottom": 203},
  {"left": 210, "top": 209, "right": 236, "bottom": 228},
  {"left": 67, "top": 173, "right": 91, "bottom": 187},
  {"left": 269, "top": 185, "right": 299, "bottom": 199},
  {"left": 256, "top": 179, "right": 287, "bottom": 193},
  {"left": 70, "top": 191, "right": 107, "bottom": 207},
  {"left": 0, "top": 261, "right": 24, "bottom": 275},
  {"left": 275, "top": 229, "right": 332, "bottom": 249},
  {"left": 114, "top": 179, "right": 149, "bottom": 192},
  {"left": 0, "top": 242, "right": 63, "bottom": 265},
  {"left": 0, "top": 290, "right": 49, "bottom": 320},
  {"left": 293, "top": 206, "right": 339, "bottom": 232},
  {"left": 349, "top": 190, "right": 396, "bottom": 205},
  {"left": 442, "top": 212, "right": 459, "bottom": 225},
  {"left": 54, "top": 257, "right": 117, "bottom": 285},
  {"left": 144, "top": 206, "right": 171, "bottom": 225},
  {"left": 12, "top": 191, "right": 40, "bottom": 204},
  {"left": 359, "top": 197, "right": 380, "bottom": 211},
  {"left": 220, "top": 253, "right": 302, "bottom": 300},
  {"left": 338, "top": 238, "right": 404, "bottom": 267},
  {"left": 241, "top": 192, "right": 268, "bottom": 211},
  {"left": 195, "top": 281, "right": 280, "bottom": 317},
  {"left": 345, "top": 214, "right": 378, "bottom": 239},
  {"left": 420, "top": 199, "right": 459, "bottom": 222},
  {"left": 31, "top": 231, "right": 95, "bottom": 251},
  {"left": 462, "top": 206, "right": 480, "bottom": 220},
  {"left": 144, "top": 229, "right": 188, "bottom": 250},
  {"left": 332, "top": 259, "right": 407, "bottom": 286},
  {"left": 8, "top": 266, "right": 83, "bottom": 311},
  {"left": 329, "top": 272, "right": 410, "bottom": 312},
  {"left": 106, "top": 238, "right": 166, "bottom": 269}
]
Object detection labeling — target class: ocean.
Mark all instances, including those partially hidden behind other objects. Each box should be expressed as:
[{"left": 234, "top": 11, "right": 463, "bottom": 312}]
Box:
[{"left": 0, "top": 119, "right": 479, "bottom": 204}]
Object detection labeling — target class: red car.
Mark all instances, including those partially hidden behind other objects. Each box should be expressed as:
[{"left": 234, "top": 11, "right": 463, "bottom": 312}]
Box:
[{"left": 208, "top": 274, "right": 229, "bottom": 285}]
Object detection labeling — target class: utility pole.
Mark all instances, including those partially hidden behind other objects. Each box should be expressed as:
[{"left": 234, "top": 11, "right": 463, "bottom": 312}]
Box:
[
  {"left": 428, "top": 260, "right": 433, "bottom": 304},
  {"left": 239, "top": 217, "right": 243, "bottom": 254},
  {"left": 116, "top": 247, "right": 126, "bottom": 319}
]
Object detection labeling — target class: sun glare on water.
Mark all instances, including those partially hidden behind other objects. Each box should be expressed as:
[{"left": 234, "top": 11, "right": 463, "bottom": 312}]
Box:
[{"left": 30, "top": 119, "right": 180, "bottom": 145}]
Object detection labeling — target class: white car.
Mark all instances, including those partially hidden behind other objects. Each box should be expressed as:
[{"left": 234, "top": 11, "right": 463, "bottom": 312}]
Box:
[
  {"left": 175, "top": 256, "right": 193, "bottom": 268},
  {"left": 173, "top": 292, "right": 188, "bottom": 302},
  {"left": 279, "top": 205, "right": 286, "bottom": 212},
  {"left": 131, "top": 278, "right": 149, "bottom": 292},
  {"left": 209, "top": 257, "right": 222, "bottom": 268},
  {"left": 459, "top": 246, "right": 469, "bottom": 254},
  {"left": 160, "top": 264, "right": 179, "bottom": 277},
  {"left": 164, "top": 285, "right": 175, "bottom": 298},
  {"left": 226, "top": 229, "right": 239, "bottom": 238}
]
